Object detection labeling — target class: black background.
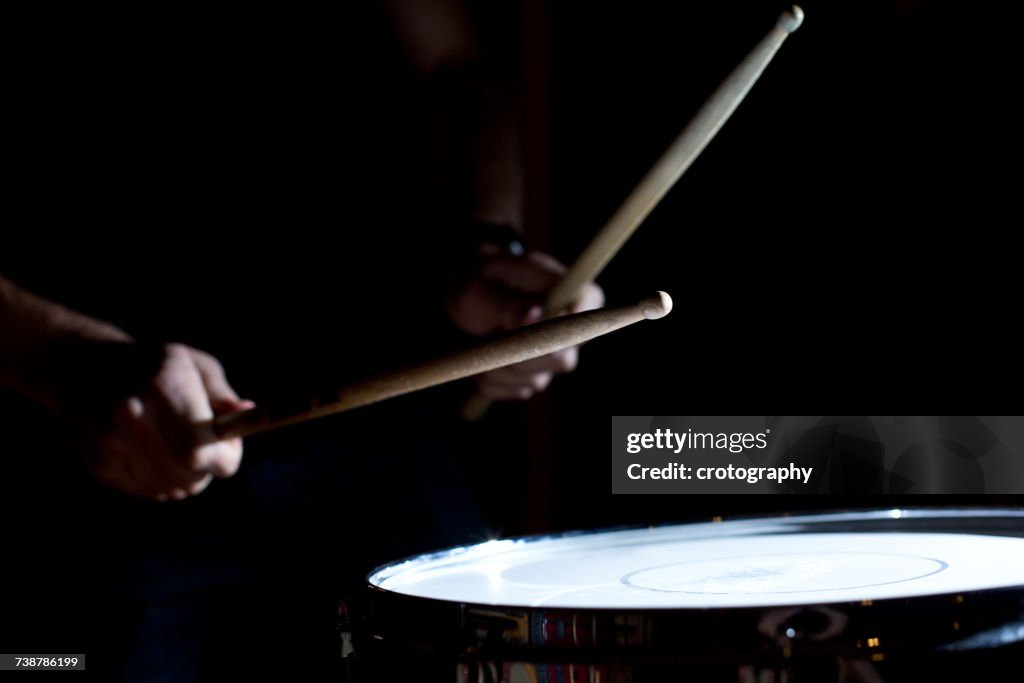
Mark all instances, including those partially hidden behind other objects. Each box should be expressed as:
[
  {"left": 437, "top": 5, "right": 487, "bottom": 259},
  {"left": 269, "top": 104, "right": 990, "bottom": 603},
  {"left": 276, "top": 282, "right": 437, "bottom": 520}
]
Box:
[
  {"left": 3, "top": 0, "right": 1020, "bottom": 565},
  {"left": 459, "top": 0, "right": 1022, "bottom": 536},
  {"left": 2, "top": 2, "right": 1021, "bottom": 676}
]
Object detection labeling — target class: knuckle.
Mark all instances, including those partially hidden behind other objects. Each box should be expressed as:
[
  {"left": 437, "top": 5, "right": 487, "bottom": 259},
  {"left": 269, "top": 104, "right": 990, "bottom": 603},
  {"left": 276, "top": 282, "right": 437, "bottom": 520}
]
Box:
[
  {"left": 554, "top": 349, "right": 578, "bottom": 373},
  {"left": 115, "top": 397, "right": 142, "bottom": 422},
  {"left": 156, "top": 344, "right": 196, "bottom": 383},
  {"left": 190, "top": 347, "right": 212, "bottom": 363},
  {"left": 529, "top": 374, "right": 551, "bottom": 392},
  {"left": 197, "top": 350, "right": 225, "bottom": 376},
  {"left": 162, "top": 342, "right": 191, "bottom": 361},
  {"left": 151, "top": 370, "right": 185, "bottom": 398}
]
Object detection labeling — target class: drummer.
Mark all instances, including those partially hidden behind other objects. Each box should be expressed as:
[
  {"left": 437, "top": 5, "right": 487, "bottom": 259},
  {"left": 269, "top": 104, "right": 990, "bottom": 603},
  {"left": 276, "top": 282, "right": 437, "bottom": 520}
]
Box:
[
  {"left": 0, "top": 2, "right": 601, "bottom": 681},
  {"left": 0, "top": 256, "right": 601, "bottom": 501}
]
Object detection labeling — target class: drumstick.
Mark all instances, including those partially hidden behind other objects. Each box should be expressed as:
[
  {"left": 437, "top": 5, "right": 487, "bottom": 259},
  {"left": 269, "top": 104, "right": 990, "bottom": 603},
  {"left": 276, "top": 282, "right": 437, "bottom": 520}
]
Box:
[
  {"left": 210, "top": 292, "right": 672, "bottom": 440},
  {"left": 546, "top": 5, "right": 803, "bottom": 312},
  {"left": 462, "top": 6, "right": 803, "bottom": 421}
]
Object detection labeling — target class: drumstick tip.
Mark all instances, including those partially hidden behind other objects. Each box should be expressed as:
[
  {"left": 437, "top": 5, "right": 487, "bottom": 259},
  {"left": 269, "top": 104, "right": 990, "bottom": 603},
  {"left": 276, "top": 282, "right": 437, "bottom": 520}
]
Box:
[
  {"left": 778, "top": 6, "right": 804, "bottom": 33},
  {"left": 640, "top": 291, "right": 673, "bottom": 320}
]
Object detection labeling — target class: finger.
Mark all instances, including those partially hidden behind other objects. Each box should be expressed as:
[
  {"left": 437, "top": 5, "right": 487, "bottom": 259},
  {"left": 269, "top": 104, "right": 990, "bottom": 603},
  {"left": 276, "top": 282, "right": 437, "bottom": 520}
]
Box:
[
  {"left": 123, "top": 468, "right": 169, "bottom": 501},
  {"left": 448, "top": 279, "right": 542, "bottom": 335},
  {"left": 92, "top": 457, "right": 151, "bottom": 499},
  {"left": 189, "top": 440, "right": 243, "bottom": 479},
  {"left": 168, "top": 487, "right": 190, "bottom": 501},
  {"left": 550, "top": 281, "right": 605, "bottom": 317},
  {"left": 123, "top": 446, "right": 210, "bottom": 500},
  {"left": 180, "top": 472, "right": 215, "bottom": 495},
  {"left": 121, "top": 437, "right": 198, "bottom": 499},
  {"left": 478, "top": 367, "right": 534, "bottom": 386},
  {"left": 153, "top": 344, "right": 216, "bottom": 431},
  {"left": 476, "top": 377, "right": 534, "bottom": 400},
  {"left": 91, "top": 427, "right": 163, "bottom": 500},
  {"left": 190, "top": 349, "right": 254, "bottom": 413},
  {"left": 498, "top": 347, "right": 579, "bottom": 376},
  {"left": 152, "top": 345, "right": 244, "bottom": 478},
  {"left": 449, "top": 253, "right": 578, "bottom": 335},
  {"left": 209, "top": 397, "right": 256, "bottom": 414},
  {"left": 477, "top": 252, "right": 565, "bottom": 294},
  {"left": 115, "top": 444, "right": 172, "bottom": 502},
  {"left": 568, "top": 282, "right": 605, "bottom": 314},
  {"left": 129, "top": 469, "right": 212, "bottom": 499},
  {"left": 116, "top": 396, "right": 212, "bottom": 492},
  {"left": 477, "top": 369, "right": 553, "bottom": 393}
]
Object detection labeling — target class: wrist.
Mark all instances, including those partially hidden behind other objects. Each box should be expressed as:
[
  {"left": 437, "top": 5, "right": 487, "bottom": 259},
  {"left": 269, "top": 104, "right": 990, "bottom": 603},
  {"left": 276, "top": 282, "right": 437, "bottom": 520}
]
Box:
[
  {"left": 444, "top": 218, "right": 525, "bottom": 294},
  {"left": 455, "top": 218, "right": 525, "bottom": 261}
]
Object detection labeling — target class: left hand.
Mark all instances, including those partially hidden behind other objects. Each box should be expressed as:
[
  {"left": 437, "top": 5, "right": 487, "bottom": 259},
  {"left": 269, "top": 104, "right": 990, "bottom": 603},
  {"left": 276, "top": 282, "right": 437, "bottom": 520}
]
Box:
[{"left": 447, "top": 251, "right": 604, "bottom": 400}]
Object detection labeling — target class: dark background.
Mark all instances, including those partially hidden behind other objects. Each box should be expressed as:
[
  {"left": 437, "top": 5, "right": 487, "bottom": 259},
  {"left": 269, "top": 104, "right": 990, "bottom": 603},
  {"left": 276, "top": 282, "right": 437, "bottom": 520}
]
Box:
[
  {"left": 2, "top": 0, "right": 1021, "bottom": 677},
  {"left": 459, "top": 0, "right": 1023, "bottom": 537},
  {"left": 3, "top": 0, "right": 1020, "bottom": 564}
]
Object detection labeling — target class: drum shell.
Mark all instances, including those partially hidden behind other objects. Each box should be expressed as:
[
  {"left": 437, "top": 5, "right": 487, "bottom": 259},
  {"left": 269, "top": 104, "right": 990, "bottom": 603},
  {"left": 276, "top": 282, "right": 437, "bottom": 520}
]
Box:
[{"left": 365, "top": 509, "right": 1024, "bottom": 681}]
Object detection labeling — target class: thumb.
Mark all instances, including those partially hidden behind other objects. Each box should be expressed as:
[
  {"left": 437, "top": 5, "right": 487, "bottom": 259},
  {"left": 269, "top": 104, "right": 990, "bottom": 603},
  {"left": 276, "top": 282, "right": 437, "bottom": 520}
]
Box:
[{"left": 209, "top": 396, "right": 256, "bottom": 415}]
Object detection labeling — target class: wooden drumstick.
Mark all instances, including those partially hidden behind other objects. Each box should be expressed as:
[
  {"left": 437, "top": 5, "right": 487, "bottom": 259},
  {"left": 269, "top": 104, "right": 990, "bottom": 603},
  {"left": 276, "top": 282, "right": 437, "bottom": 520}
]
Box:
[
  {"left": 210, "top": 292, "right": 672, "bottom": 440},
  {"left": 462, "top": 6, "right": 803, "bottom": 421},
  {"left": 546, "top": 6, "right": 803, "bottom": 312}
]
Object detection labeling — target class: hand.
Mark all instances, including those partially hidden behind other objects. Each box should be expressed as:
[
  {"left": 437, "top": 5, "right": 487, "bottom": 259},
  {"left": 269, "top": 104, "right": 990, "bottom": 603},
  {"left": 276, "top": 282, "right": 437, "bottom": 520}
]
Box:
[
  {"left": 447, "top": 251, "right": 604, "bottom": 400},
  {"left": 77, "top": 343, "right": 253, "bottom": 502}
]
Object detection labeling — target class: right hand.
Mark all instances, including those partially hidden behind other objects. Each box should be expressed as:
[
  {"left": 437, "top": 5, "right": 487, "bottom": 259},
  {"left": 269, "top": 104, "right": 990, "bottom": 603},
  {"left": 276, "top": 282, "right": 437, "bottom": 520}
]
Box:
[
  {"left": 447, "top": 250, "right": 604, "bottom": 400},
  {"left": 80, "top": 343, "right": 253, "bottom": 502}
]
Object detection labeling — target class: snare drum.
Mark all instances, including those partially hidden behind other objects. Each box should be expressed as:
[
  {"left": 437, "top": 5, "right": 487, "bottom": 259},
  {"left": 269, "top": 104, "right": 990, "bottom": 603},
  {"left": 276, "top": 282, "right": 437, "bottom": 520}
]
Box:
[{"left": 366, "top": 509, "right": 1024, "bottom": 682}]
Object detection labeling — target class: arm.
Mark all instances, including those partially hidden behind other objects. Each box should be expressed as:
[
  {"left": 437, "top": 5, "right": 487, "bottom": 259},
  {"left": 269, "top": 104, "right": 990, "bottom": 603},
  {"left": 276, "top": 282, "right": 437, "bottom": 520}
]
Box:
[
  {"left": 0, "top": 275, "right": 132, "bottom": 412},
  {"left": 387, "top": 1, "right": 604, "bottom": 400},
  {"left": 386, "top": 0, "right": 522, "bottom": 228},
  {"left": 0, "top": 275, "right": 250, "bottom": 501}
]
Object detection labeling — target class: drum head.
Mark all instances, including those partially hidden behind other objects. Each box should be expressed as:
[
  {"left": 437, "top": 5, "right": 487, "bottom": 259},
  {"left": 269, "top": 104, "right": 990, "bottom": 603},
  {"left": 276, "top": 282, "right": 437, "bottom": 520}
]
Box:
[
  {"left": 370, "top": 508, "right": 1024, "bottom": 609},
  {"left": 367, "top": 509, "right": 1024, "bottom": 674}
]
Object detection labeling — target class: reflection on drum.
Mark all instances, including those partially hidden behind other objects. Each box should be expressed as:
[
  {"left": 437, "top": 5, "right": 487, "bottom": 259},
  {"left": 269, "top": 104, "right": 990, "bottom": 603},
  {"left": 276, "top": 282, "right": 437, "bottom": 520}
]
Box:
[{"left": 367, "top": 509, "right": 1024, "bottom": 681}]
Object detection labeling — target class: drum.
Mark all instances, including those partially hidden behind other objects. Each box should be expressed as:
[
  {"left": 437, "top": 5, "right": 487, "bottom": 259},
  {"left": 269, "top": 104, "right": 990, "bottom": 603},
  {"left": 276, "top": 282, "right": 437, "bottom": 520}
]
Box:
[{"left": 366, "top": 509, "right": 1024, "bottom": 682}]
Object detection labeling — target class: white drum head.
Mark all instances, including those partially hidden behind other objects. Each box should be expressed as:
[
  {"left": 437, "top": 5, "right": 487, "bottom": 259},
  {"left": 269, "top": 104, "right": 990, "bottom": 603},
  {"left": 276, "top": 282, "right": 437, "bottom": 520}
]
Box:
[{"left": 369, "top": 510, "right": 1024, "bottom": 608}]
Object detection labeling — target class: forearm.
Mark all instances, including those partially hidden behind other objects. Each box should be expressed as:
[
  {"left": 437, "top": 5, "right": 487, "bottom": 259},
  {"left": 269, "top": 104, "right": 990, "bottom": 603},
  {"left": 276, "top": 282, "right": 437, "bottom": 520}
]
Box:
[
  {"left": 0, "top": 275, "right": 131, "bottom": 412},
  {"left": 387, "top": 0, "right": 524, "bottom": 229},
  {"left": 465, "top": 75, "right": 523, "bottom": 229}
]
